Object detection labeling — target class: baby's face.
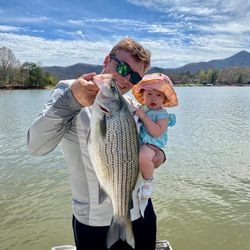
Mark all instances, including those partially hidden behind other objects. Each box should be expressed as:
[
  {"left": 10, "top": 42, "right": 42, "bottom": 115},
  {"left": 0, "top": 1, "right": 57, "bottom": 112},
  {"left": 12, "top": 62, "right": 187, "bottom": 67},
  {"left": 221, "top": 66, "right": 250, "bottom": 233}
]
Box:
[{"left": 142, "top": 89, "right": 165, "bottom": 109}]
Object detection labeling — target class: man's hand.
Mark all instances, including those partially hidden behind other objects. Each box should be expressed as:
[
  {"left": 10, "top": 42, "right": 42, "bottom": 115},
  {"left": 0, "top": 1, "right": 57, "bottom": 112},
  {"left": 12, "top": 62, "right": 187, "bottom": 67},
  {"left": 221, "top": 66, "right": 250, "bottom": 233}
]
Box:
[
  {"left": 147, "top": 144, "right": 166, "bottom": 169},
  {"left": 71, "top": 72, "right": 99, "bottom": 107},
  {"left": 71, "top": 73, "right": 115, "bottom": 107},
  {"left": 93, "top": 74, "right": 114, "bottom": 89}
]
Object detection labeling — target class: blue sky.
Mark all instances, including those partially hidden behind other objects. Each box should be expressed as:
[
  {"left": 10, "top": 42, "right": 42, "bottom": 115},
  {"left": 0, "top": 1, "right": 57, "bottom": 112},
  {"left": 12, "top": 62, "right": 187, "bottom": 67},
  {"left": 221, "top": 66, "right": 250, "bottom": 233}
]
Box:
[{"left": 0, "top": 0, "right": 249, "bottom": 68}]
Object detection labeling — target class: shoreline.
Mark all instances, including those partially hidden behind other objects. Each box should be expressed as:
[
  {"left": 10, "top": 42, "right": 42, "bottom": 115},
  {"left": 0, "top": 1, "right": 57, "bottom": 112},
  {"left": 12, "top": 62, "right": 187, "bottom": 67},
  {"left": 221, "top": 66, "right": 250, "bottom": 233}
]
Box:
[
  {"left": 0, "top": 84, "right": 249, "bottom": 90},
  {"left": 0, "top": 85, "right": 54, "bottom": 90}
]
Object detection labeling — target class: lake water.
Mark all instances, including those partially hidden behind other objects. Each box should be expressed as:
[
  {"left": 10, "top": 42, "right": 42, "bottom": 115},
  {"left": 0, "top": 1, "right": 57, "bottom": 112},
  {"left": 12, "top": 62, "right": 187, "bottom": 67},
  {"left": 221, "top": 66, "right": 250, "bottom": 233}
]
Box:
[{"left": 0, "top": 87, "right": 249, "bottom": 250}]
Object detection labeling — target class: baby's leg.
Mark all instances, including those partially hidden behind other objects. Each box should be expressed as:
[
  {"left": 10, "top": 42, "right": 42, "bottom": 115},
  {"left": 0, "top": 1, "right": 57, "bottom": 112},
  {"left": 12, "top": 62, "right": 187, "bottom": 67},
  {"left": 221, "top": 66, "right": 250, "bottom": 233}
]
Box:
[{"left": 139, "top": 144, "right": 155, "bottom": 180}]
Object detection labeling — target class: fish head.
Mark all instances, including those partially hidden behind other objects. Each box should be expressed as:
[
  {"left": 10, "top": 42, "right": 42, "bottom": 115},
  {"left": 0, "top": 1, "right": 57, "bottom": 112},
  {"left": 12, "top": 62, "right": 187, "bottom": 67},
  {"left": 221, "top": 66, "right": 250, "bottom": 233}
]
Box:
[{"left": 95, "top": 77, "right": 124, "bottom": 116}]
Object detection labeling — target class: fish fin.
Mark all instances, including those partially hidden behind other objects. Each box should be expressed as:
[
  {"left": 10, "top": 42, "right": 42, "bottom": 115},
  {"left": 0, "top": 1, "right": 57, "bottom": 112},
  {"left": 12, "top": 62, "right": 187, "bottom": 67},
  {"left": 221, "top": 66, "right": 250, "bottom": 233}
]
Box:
[
  {"left": 98, "top": 184, "right": 108, "bottom": 204},
  {"left": 99, "top": 114, "right": 106, "bottom": 138},
  {"left": 124, "top": 218, "right": 135, "bottom": 249},
  {"left": 106, "top": 216, "right": 135, "bottom": 249},
  {"left": 86, "top": 115, "right": 106, "bottom": 144}
]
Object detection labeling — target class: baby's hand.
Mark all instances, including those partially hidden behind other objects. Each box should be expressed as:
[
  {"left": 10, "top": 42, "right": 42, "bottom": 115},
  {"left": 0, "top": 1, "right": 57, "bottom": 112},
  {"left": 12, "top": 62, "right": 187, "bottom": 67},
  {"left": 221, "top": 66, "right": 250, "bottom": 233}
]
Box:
[{"left": 136, "top": 108, "right": 146, "bottom": 120}]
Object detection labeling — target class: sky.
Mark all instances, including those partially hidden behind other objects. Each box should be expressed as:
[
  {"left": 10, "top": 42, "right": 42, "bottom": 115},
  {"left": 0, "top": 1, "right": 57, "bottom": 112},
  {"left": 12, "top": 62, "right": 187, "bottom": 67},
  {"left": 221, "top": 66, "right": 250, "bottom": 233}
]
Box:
[{"left": 0, "top": 0, "right": 250, "bottom": 68}]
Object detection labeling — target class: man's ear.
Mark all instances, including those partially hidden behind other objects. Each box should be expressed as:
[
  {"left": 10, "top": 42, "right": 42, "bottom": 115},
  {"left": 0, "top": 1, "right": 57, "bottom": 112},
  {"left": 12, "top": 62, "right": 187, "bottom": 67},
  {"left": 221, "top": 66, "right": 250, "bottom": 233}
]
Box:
[{"left": 103, "top": 55, "right": 110, "bottom": 66}]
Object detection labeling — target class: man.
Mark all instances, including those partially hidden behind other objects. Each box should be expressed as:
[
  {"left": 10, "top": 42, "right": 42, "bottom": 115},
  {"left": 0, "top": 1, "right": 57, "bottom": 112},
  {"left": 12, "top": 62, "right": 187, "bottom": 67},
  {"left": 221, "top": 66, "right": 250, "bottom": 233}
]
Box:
[{"left": 27, "top": 37, "right": 165, "bottom": 250}]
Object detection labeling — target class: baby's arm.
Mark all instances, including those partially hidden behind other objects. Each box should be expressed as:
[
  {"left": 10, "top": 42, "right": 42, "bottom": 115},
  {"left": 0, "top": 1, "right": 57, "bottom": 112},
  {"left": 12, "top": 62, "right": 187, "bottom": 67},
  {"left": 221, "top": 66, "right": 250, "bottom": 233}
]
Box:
[{"left": 136, "top": 108, "right": 168, "bottom": 137}]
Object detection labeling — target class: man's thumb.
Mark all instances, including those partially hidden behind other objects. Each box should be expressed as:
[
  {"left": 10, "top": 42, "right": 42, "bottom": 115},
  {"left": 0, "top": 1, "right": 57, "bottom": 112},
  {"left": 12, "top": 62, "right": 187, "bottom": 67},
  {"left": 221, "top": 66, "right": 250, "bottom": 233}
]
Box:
[{"left": 80, "top": 72, "right": 97, "bottom": 81}]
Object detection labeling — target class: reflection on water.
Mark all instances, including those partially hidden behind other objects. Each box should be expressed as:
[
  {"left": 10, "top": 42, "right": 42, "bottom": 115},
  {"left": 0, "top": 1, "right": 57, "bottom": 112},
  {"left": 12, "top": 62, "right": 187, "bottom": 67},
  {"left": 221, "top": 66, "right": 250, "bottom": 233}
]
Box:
[{"left": 0, "top": 87, "right": 250, "bottom": 250}]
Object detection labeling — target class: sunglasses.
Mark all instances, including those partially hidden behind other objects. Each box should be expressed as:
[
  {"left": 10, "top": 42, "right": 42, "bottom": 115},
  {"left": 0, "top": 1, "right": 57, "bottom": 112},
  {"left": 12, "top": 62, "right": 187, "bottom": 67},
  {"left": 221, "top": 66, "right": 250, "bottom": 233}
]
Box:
[{"left": 110, "top": 55, "right": 142, "bottom": 85}]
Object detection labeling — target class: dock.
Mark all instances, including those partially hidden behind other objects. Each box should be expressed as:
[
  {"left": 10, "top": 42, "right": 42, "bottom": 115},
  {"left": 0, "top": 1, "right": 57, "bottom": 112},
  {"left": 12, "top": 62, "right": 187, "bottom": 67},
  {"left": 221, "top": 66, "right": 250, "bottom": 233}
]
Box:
[
  {"left": 51, "top": 240, "right": 173, "bottom": 250},
  {"left": 156, "top": 240, "right": 173, "bottom": 250}
]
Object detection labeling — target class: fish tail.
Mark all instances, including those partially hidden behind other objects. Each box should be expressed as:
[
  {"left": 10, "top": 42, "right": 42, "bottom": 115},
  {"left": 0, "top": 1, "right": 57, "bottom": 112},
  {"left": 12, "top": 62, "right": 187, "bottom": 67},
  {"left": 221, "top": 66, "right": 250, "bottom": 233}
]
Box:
[{"left": 106, "top": 216, "right": 135, "bottom": 249}]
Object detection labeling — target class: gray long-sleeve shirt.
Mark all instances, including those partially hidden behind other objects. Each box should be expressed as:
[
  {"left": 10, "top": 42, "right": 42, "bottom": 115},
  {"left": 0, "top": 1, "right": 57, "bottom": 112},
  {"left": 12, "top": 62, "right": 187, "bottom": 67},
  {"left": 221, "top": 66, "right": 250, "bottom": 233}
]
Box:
[{"left": 27, "top": 80, "right": 147, "bottom": 226}]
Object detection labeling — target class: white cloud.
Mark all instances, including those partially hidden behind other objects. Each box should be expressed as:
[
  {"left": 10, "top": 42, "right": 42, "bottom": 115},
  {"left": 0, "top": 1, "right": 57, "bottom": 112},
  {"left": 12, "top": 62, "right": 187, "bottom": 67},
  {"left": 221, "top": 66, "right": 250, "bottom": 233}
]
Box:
[
  {"left": 0, "top": 33, "right": 112, "bottom": 66},
  {"left": 31, "top": 29, "right": 45, "bottom": 33},
  {"left": 185, "top": 15, "right": 250, "bottom": 46},
  {"left": 0, "top": 25, "right": 24, "bottom": 32},
  {"left": 1, "top": 31, "right": 248, "bottom": 69},
  {"left": 127, "top": 0, "right": 250, "bottom": 17},
  {"left": 68, "top": 18, "right": 144, "bottom": 27},
  {"left": 0, "top": 16, "right": 50, "bottom": 24},
  {"left": 207, "top": 18, "right": 250, "bottom": 34},
  {"left": 223, "top": 0, "right": 250, "bottom": 16},
  {"left": 67, "top": 18, "right": 178, "bottom": 35},
  {"left": 68, "top": 19, "right": 84, "bottom": 25},
  {"left": 56, "top": 29, "right": 87, "bottom": 39}
]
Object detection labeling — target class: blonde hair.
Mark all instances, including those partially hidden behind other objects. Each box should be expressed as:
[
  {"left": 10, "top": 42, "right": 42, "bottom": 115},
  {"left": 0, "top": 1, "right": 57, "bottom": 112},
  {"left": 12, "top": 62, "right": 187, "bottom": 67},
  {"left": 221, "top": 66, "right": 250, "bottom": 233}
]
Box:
[{"left": 109, "top": 37, "right": 151, "bottom": 73}]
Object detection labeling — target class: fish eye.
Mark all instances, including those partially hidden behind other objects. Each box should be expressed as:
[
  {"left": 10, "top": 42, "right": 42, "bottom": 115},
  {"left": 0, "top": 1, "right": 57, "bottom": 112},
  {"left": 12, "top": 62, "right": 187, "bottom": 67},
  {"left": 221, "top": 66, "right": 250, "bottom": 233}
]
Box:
[{"left": 110, "top": 84, "right": 116, "bottom": 92}]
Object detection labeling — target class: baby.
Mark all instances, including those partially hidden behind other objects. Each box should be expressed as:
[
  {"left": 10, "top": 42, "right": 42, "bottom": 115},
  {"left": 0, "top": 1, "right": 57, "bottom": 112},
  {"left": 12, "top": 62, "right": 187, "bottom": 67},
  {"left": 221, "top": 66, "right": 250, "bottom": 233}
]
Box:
[{"left": 132, "top": 73, "right": 178, "bottom": 198}]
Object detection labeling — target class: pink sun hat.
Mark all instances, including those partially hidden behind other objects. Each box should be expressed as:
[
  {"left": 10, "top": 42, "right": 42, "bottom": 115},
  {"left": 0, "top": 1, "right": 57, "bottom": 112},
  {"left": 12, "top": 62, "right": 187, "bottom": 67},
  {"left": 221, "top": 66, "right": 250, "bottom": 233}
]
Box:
[{"left": 132, "top": 73, "right": 178, "bottom": 107}]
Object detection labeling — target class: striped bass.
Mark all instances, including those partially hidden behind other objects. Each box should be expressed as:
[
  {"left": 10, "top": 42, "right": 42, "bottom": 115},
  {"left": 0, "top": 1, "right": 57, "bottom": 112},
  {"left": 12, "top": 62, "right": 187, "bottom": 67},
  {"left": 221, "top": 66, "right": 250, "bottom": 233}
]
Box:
[{"left": 87, "top": 77, "right": 139, "bottom": 249}]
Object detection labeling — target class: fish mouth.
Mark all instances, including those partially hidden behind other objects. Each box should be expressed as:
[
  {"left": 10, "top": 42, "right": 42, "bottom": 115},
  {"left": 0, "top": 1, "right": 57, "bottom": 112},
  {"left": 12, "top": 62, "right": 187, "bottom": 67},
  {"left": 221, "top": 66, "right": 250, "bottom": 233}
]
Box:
[{"left": 99, "top": 104, "right": 109, "bottom": 113}]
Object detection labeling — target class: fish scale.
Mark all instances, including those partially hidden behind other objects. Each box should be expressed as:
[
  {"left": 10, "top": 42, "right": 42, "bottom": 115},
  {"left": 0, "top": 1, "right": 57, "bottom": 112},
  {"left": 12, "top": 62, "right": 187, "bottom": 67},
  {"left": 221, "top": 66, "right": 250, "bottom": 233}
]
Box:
[{"left": 105, "top": 111, "right": 137, "bottom": 216}]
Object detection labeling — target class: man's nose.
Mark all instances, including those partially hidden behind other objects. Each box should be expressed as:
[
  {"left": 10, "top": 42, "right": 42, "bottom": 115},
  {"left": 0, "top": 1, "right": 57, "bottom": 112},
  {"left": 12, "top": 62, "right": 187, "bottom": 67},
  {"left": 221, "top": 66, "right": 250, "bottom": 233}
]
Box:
[{"left": 124, "top": 74, "right": 131, "bottom": 81}]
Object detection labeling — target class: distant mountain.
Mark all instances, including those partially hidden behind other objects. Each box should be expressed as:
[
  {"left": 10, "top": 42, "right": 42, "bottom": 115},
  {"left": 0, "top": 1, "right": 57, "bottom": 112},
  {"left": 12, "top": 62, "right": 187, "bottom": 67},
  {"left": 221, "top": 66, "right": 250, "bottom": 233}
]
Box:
[
  {"left": 172, "top": 50, "right": 250, "bottom": 73},
  {"left": 42, "top": 50, "right": 250, "bottom": 80},
  {"left": 43, "top": 63, "right": 103, "bottom": 80}
]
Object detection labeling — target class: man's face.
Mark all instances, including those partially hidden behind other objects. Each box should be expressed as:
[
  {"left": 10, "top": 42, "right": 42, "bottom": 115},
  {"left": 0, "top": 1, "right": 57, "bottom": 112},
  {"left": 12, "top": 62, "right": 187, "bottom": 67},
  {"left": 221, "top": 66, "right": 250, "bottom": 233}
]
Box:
[{"left": 102, "top": 50, "right": 145, "bottom": 95}]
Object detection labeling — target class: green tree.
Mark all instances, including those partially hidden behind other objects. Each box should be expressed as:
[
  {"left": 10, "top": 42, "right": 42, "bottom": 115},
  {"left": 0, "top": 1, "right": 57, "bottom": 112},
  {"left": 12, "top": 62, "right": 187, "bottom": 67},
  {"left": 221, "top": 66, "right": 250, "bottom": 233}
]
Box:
[
  {"left": 237, "top": 74, "right": 243, "bottom": 84},
  {"left": 20, "top": 62, "right": 46, "bottom": 87},
  {"left": 198, "top": 70, "right": 207, "bottom": 84},
  {"left": 43, "top": 72, "right": 58, "bottom": 86},
  {"left": 0, "top": 47, "right": 19, "bottom": 86},
  {"left": 207, "top": 69, "right": 218, "bottom": 84}
]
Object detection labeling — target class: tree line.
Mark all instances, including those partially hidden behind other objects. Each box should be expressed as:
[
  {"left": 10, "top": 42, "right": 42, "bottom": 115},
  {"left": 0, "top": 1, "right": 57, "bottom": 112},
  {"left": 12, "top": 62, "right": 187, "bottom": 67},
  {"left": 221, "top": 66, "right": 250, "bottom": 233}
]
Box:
[
  {"left": 0, "top": 47, "right": 57, "bottom": 88},
  {"left": 166, "top": 68, "right": 250, "bottom": 86}
]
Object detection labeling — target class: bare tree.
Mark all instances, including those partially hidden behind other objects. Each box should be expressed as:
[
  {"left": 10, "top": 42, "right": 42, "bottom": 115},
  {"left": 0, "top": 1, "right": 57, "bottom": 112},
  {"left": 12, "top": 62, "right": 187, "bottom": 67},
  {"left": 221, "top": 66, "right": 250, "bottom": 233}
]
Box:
[{"left": 0, "top": 47, "right": 19, "bottom": 86}]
